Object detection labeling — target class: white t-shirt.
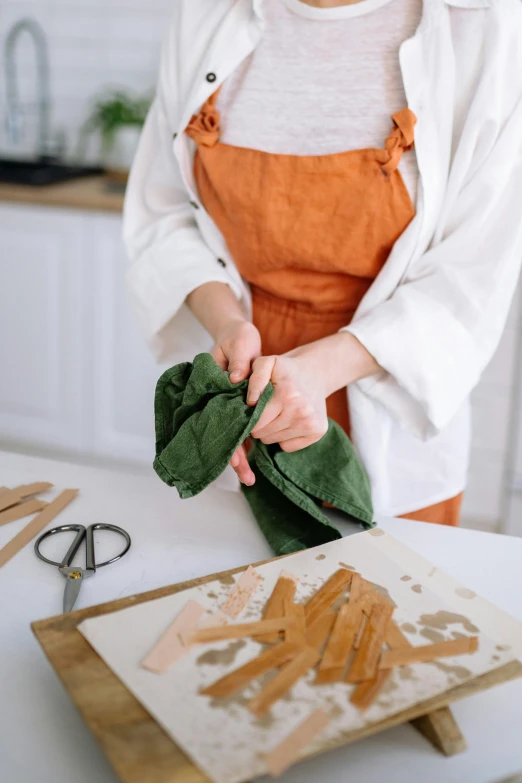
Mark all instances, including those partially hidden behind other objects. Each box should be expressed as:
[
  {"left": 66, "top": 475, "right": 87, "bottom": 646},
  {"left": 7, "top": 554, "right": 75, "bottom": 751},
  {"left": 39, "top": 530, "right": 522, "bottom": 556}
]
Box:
[{"left": 217, "top": 0, "right": 422, "bottom": 202}]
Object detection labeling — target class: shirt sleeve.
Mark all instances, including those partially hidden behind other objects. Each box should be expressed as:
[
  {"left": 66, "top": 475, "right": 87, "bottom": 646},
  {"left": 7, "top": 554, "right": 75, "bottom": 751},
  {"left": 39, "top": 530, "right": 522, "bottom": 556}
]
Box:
[
  {"left": 344, "top": 92, "right": 522, "bottom": 440},
  {"left": 122, "top": 11, "right": 240, "bottom": 360}
]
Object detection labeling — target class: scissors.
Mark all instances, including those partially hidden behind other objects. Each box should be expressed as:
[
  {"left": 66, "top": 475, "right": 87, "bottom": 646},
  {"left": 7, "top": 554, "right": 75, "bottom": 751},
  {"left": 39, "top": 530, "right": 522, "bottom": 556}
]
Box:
[{"left": 34, "top": 524, "right": 131, "bottom": 612}]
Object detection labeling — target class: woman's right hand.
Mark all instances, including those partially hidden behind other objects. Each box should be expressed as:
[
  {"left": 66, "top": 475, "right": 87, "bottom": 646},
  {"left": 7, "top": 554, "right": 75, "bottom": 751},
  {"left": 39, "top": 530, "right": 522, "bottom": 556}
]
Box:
[{"left": 211, "top": 319, "right": 262, "bottom": 486}]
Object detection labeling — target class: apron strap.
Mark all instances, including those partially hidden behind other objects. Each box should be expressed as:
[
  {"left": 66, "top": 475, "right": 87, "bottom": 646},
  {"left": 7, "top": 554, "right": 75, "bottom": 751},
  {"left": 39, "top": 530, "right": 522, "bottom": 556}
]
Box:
[
  {"left": 381, "top": 108, "right": 417, "bottom": 175},
  {"left": 186, "top": 89, "right": 222, "bottom": 147}
]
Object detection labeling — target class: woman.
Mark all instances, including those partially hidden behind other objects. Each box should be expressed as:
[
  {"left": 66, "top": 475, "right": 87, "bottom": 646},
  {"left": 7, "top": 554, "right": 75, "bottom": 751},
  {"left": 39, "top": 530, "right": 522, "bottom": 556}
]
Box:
[{"left": 123, "top": 0, "right": 522, "bottom": 526}]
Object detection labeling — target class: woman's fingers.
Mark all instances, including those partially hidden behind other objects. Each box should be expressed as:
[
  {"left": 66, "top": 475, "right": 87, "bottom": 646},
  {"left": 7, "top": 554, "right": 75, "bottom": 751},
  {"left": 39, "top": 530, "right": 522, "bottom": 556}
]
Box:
[
  {"left": 280, "top": 436, "right": 319, "bottom": 453},
  {"left": 229, "top": 358, "right": 252, "bottom": 383},
  {"left": 211, "top": 345, "right": 228, "bottom": 370},
  {"left": 248, "top": 356, "right": 276, "bottom": 405},
  {"left": 230, "top": 445, "right": 255, "bottom": 486}
]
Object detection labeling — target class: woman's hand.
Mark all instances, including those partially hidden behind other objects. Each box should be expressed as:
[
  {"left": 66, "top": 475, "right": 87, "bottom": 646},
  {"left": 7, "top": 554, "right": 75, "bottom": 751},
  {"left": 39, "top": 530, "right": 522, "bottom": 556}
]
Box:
[
  {"left": 211, "top": 319, "right": 261, "bottom": 486},
  {"left": 249, "top": 354, "right": 329, "bottom": 453}
]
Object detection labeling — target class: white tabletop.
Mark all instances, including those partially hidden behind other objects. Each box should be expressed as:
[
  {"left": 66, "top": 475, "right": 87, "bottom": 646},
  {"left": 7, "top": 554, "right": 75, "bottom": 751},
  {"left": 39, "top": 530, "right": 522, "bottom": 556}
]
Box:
[{"left": 1, "top": 450, "right": 521, "bottom": 783}]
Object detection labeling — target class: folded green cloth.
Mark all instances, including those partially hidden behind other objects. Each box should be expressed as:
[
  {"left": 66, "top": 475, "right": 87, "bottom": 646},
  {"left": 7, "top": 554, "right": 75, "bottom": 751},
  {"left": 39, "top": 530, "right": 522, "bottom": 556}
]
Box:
[{"left": 154, "top": 353, "right": 375, "bottom": 555}]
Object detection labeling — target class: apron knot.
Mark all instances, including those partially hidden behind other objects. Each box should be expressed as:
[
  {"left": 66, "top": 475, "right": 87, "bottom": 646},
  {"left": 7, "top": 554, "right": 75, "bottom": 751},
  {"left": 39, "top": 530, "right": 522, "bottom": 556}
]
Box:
[
  {"left": 381, "top": 108, "right": 417, "bottom": 175},
  {"left": 186, "top": 92, "right": 221, "bottom": 147}
]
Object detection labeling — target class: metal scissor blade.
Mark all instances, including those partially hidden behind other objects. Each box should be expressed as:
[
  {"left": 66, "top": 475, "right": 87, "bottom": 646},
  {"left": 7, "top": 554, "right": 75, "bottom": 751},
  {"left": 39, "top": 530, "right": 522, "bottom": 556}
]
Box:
[{"left": 60, "top": 567, "right": 85, "bottom": 613}]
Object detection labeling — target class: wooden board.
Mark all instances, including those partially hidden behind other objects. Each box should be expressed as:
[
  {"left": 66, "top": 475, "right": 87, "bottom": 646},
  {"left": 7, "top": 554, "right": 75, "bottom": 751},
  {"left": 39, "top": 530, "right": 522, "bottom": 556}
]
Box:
[{"left": 32, "top": 560, "right": 522, "bottom": 783}]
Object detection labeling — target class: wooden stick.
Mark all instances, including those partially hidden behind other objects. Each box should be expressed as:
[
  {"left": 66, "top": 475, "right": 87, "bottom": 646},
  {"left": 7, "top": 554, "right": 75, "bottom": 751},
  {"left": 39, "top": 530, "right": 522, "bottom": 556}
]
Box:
[
  {"left": 379, "top": 636, "right": 479, "bottom": 669},
  {"left": 0, "top": 498, "right": 48, "bottom": 527},
  {"left": 264, "top": 709, "right": 329, "bottom": 776},
  {"left": 316, "top": 603, "right": 363, "bottom": 684},
  {"left": 201, "top": 641, "right": 301, "bottom": 699},
  {"left": 304, "top": 569, "right": 352, "bottom": 627},
  {"left": 348, "top": 573, "right": 364, "bottom": 603},
  {"left": 257, "top": 571, "right": 298, "bottom": 644},
  {"left": 0, "top": 489, "right": 78, "bottom": 568},
  {"left": 350, "top": 616, "right": 412, "bottom": 711},
  {"left": 305, "top": 610, "right": 336, "bottom": 652},
  {"left": 350, "top": 670, "right": 392, "bottom": 711},
  {"left": 284, "top": 601, "right": 306, "bottom": 647},
  {"left": 221, "top": 565, "right": 262, "bottom": 619},
  {"left": 182, "top": 617, "right": 292, "bottom": 646},
  {"left": 248, "top": 647, "right": 321, "bottom": 717},
  {"left": 346, "top": 603, "right": 393, "bottom": 684},
  {"left": 141, "top": 601, "right": 206, "bottom": 673}
]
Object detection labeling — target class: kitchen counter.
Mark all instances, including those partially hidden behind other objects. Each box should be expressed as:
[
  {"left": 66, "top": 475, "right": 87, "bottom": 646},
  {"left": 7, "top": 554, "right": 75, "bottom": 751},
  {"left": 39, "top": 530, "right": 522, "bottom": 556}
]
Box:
[
  {"left": 0, "top": 174, "right": 124, "bottom": 213},
  {"left": 1, "top": 449, "right": 522, "bottom": 783}
]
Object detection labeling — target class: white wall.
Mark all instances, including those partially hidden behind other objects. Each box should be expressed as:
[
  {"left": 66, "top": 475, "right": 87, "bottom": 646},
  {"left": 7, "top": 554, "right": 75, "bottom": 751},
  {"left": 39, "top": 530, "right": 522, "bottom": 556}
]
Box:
[{"left": 0, "top": 0, "right": 173, "bottom": 161}]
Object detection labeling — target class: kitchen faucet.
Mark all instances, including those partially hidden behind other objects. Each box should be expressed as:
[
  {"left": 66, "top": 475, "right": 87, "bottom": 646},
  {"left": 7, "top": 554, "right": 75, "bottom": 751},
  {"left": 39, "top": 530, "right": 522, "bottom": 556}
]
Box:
[{"left": 4, "top": 18, "right": 52, "bottom": 157}]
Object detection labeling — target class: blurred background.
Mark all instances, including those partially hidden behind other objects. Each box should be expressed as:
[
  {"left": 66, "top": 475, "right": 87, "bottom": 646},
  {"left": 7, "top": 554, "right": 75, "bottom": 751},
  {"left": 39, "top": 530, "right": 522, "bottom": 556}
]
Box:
[{"left": 1, "top": 0, "right": 522, "bottom": 538}]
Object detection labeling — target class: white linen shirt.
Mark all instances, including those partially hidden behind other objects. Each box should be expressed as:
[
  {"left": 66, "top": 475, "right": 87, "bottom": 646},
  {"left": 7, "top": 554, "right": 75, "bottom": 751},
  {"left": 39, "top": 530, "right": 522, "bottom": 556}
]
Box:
[{"left": 122, "top": 0, "right": 522, "bottom": 517}]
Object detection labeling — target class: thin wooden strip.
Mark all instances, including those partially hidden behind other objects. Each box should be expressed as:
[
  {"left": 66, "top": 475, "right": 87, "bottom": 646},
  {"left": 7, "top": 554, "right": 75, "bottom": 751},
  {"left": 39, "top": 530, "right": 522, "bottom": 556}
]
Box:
[
  {"left": 0, "top": 489, "right": 78, "bottom": 568},
  {"left": 385, "top": 620, "right": 412, "bottom": 649},
  {"left": 350, "top": 670, "right": 392, "bottom": 711},
  {"left": 348, "top": 572, "right": 364, "bottom": 603},
  {"left": 305, "top": 610, "right": 336, "bottom": 652},
  {"left": 248, "top": 646, "right": 321, "bottom": 717},
  {"left": 346, "top": 603, "right": 394, "bottom": 683},
  {"left": 353, "top": 613, "right": 368, "bottom": 651},
  {"left": 221, "top": 565, "right": 262, "bottom": 619},
  {"left": 182, "top": 617, "right": 293, "bottom": 646},
  {"left": 319, "top": 603, "right": 363, "bottom": 673},
  {"left": 264, "top": 709, "right": 329, "bottom": 777},
  {"left": 284, "top": 601, "right": 306, "bottom": 647},
  {"left": 0, "top": 487, "right": 8, "bottom": 496},
  {"left": 198, "top": 610, "right": 229, "bottom": 629},
  {"left": 201, "top": 641, "right": 301, "bottom": 699},
  {"left": 0, "top": 498, "right": 48, "bottom": 527},
  {"left": 17, "top": 481, "right": 54, "bottom": 497},
  {"left": 141, "top": 600, "right": 206, "bottom": 673},
  {"left": 304, "top": 569, "right": 352, "bottom": 628},
  {"left": 380, "top": 636, "right": 479, "bottom": 669},
  {"left": 257, "top": 571, "right": 299, "bottom": 644}
]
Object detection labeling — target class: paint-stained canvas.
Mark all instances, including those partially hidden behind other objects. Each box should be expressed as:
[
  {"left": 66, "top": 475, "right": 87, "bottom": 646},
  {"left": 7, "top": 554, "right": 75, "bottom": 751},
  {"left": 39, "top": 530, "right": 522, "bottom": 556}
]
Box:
[{"left": 79, "top": 530, "right": 522, "bottom": 783}]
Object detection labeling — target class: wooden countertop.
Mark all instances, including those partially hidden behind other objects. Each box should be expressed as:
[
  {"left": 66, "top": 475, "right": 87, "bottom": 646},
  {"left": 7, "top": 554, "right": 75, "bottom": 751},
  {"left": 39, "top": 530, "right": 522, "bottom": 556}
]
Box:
[{"left": 0, "top": 174, "right": 125, "bottom": 214}]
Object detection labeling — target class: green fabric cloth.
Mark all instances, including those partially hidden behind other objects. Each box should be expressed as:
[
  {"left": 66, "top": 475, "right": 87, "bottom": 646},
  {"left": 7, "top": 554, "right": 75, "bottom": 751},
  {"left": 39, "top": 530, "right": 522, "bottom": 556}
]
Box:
[{"left": 154, "top": 353, "right": 375, "bottom": 555}]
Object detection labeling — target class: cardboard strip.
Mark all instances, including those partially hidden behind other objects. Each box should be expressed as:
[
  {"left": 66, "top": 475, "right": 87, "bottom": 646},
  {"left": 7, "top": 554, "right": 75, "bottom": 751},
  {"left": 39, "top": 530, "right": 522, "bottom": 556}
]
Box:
[
  {"left": 264, "top": 709, "right": 329, "bottom": 777},
  {"left": 248, "top": 646, "right": 321, "bottom": 717},
  {"left": 141, "top": 600, "right": 206, "bottom": 673},
  {"left": 0, "top": 489, "right": 78, "bottom": 569},
  {"left": 379, "top": 636, "right": 479, "bottom": 669},
  {"left": 315, "top": 603, "right": 363, "bottom": 684},
  {"left": 304, "top": 569, "right": 352, "bottom": 628},
  {"left": 221, "top": 565, "right": 262, "bottom": 619},
  {"left": 284, "top": 601, "right": 306, "bottom": 647},
  {"left": 385, "top": 620, "right": 412, "bottom": 650},
  {"left": 257, "top": 571, "right": 298, "bottom": 644},
  {"left": 0, "top": 482, "right": 53, "bottom": 513},
  {"left": 201, "top": 641, "right": 301, "bottom": 699},
  {"left": 182, "top": 617, "right": 293, "bottom": 646},
  {"left": 0, "top": 498, "right": 48, "bottom": 527},
  {"left": 346, "top": 603, "right": 394, "bottom": 684},
  {"left": 305, "top": 610, "right": 336, "bottom": 652}
]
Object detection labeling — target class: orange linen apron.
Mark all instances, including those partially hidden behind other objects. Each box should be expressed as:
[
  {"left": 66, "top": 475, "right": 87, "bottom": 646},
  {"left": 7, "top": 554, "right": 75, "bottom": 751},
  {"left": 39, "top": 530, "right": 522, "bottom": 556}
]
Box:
[{"left": 186, "top": 92, "right": 462, "bottom": 527}]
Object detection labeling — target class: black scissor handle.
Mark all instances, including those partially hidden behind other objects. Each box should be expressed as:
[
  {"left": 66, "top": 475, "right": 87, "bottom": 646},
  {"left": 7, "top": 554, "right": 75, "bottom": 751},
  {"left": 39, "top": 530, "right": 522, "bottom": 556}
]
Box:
[
  {"left": 35, "top": 523, "right": 131, "bottom": 571},
  {"left": 89, "top": 523, "right": 131, "bottom": 568},
  {"left": 35, "top": 524, "right": 87, "bottom": 568}
]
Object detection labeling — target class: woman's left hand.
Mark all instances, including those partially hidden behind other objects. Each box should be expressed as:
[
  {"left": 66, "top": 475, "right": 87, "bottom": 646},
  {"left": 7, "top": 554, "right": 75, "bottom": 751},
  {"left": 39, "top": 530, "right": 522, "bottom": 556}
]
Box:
[{"left": 248, "top": 353, "right": 329, "bottom": 452}]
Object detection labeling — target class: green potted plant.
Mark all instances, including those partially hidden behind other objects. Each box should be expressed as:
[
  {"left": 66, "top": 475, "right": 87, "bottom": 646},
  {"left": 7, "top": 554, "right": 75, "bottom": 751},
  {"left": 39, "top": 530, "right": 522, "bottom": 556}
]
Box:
[{"left": 79, "top": 90, "right": 152, "bottom": 182}]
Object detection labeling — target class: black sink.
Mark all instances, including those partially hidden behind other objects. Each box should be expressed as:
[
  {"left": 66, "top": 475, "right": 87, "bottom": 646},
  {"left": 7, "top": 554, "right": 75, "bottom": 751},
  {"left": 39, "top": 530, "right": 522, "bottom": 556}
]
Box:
[{"left": 0, "top": 157, "right": 105, "bottom": 186}]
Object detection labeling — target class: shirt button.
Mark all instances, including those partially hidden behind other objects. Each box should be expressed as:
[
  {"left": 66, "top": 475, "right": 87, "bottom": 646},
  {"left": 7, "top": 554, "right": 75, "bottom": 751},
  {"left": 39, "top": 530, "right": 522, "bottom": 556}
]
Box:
[
  {"left": 217, "top": 258, "right": 226, "bottom": 267},
  {"left": 189, "top": 200, "right": 200, "bottom": 210},
  {"left": 206, "top": 72, "right": 217, "bottom": 83},
  {"left": 172, "top": 132, "right": 177, "bottom": 140}
]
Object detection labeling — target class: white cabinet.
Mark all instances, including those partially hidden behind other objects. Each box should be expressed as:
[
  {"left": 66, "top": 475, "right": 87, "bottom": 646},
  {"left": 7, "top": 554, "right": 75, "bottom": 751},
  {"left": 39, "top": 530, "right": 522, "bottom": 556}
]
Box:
[
  {"left": 0, "top": 205, "right": 88, "bottom": 453},
  {"left": 0, "top": 203, "right": 169, "bottom": 466}
]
